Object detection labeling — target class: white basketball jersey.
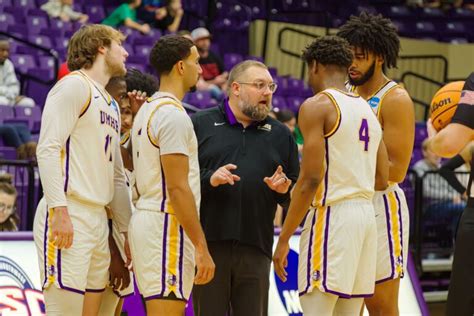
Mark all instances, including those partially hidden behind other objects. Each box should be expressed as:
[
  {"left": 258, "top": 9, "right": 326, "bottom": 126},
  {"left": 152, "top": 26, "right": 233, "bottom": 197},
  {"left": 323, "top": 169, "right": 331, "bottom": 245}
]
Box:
[
  {"left": 62, "top": 72, "right": 121, "bottom": 206},
  {"left": 312, "top": 88, "right": 382, "bottom": 207},
  {"left": 132, "top": 92, "right": 200, "bottom": 214},
  {"left": 346, "top": 80, "right": 398, "bottom": 119}
]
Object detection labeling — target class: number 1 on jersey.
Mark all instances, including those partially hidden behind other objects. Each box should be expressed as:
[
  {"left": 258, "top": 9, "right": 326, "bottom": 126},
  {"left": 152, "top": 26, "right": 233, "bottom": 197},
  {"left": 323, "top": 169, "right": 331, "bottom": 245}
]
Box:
[
  {"left": 104, "top": 134, "right": 113, "bottom": 162},
  {"left": 359, "top": 119, "right": 369, "bottom": 151}
]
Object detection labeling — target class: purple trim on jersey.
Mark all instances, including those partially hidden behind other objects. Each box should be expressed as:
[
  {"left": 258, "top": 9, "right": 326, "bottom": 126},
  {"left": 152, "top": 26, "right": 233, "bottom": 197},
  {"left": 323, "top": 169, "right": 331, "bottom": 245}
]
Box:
[
  {"left": 42, "top": 205, "right": 49, "bottom": 289},
  {"left": 63, "top": 137, "right": 71, "bottom": 192},
  {"left": 57, "top": 249, "right": 85, "bottom": 295},
  {"left": 160, "top": 167, "right": 167, "bottom": 212},
  {"left": 144, "top": 293, "right": 187, "bottom": 302},
  {"left": 86, "top": 288, "right": 105, "bottom": 293},
  {"left": 160, "top": 213, "right": 169, "bottom": 297},
  {"left": 395, "top": 190, "right": 404, "bottom": 275},
  {"left": 178, "top": 226, "right": 184, "bottom": 298},
  {"left": 322, "top": 207, "right": 331, "bottom": 292},
  {"left": 383, "top": 194, "right": 395, "bottom": 280},
  {"left": 224, "top": 98, "right": 238, "bottom": 125},
  {"left": 322, "top": 139, "right": 329, "bottom": 206},
  {"left": 325, "top": 288, "right": 373, "bottom": 299},
  {"left": 303, "top": 211, "right": 317, "bottom": 295}
]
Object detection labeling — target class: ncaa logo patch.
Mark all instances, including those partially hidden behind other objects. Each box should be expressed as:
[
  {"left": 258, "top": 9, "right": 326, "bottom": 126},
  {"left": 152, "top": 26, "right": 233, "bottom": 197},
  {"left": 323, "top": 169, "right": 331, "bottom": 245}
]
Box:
[{"left": 368, "top": 97, "right": 380, "bottom": 109}]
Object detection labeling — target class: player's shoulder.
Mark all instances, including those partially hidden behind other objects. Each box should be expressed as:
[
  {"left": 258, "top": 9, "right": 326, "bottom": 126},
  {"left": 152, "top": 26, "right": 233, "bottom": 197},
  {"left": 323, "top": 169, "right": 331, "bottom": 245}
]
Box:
[
  {"left": 384, "top": 83, "right": 412, "bottom": 104},
  {"left": 190, "top": 106, "right": 222, "bottom": 124}
]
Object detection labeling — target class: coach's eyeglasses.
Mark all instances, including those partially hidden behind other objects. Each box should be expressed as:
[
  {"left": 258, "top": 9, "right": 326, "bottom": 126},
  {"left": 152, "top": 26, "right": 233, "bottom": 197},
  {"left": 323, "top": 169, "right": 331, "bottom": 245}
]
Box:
[{"left": 237, "top": 81, "right": 278, "bottom": 94}]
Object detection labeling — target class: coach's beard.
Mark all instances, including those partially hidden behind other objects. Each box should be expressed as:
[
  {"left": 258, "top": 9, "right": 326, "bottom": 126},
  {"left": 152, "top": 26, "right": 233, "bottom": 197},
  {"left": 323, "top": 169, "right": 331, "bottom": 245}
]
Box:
[{"left": 240, "top": 100, "right": 271, "bottom": 121}]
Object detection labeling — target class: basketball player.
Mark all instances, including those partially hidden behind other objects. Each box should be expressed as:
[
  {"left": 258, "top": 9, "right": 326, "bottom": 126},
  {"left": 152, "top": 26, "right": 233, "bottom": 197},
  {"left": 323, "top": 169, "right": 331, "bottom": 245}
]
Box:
[
  {"left": 428, "top": 72, "right": 474, "bottom": 316},
  {"left": 273, "top": 35, "right": 389, "bottom": 315},
  {"left": 33, "top": 24, "right": 132, "bottom": 315},
  {"left": 337, "top": 12, "right": 415, "bottom": 315},
  {"left": 128, "top": 35, "right": 215, "bottom": 316}
]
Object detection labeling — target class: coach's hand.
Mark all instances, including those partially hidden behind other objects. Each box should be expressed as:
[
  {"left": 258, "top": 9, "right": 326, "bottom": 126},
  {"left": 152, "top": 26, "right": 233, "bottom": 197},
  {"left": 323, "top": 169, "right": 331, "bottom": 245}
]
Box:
[
  {"left": 210, "top": 164, "right": 241, "bottom": 187},
  {"left": 273, "top": 240, "right": 289, "bottom": 282},
  {"left": 194, "top": 246, "right": 215, "bottom": 285},
  {"left": 51, "top": 206, "right": 74, "bottom": 249},
  {"left": 264, "top": 165, "right": 292, "bottom": 194}
]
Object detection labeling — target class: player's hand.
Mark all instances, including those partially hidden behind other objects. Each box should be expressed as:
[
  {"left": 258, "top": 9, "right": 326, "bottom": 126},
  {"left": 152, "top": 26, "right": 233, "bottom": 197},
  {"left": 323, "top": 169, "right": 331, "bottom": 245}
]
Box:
[
  {"left": 51, "top": 206, "right": 74, "bottom": 249},
  {"left": 123, "top": 233, "right": 133, "bottom": 271},
  {"left": 273, "top": 241, "right": 289, "bottom": 282},
  {"left": 427, "top": 118, "right": 438, "bottom": 139},
  {"left": 109, "top": 243, "right": 131, "bottom": 291},
  {"left": 194, "top": 246, "right": 215, "bottom": 285},
  {"left": 210, "top": 164, "right": 241, "bottom": 187},
  {"left": 128, "top": 90, "right": 147, "bottom": 112},
  {"left": 264, "top": 165, "right": 292, "bottom": 194}
]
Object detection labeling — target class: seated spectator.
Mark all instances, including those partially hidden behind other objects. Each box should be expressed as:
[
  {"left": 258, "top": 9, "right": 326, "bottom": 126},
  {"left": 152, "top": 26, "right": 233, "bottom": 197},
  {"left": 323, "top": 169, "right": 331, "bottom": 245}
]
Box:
[
  {"left": 413, "top": 139, "right": 465, "bottom": 245},
  {"left": 138, "top": 0, "right": 183, "bottom": 32},
  {"left": 275, "top": 109, "right": 296, "bottom": 133},
  {"left": 0, "top": 174, "right": 19, "bottom": 232},
  {"left": 0, "top": 37, "right": 35, "bottom": 107},
  {"left": 191, "top": 27, "right": 227, "bottom": 100},
  {"left": 41, "top": 0, "right": 89, "bottom": 24},
  {"left": 102, "top": 0, "right": 151, "bottom": 34},
  {"left": 0, "top": 123, "right": 37, "bottom": 160}
]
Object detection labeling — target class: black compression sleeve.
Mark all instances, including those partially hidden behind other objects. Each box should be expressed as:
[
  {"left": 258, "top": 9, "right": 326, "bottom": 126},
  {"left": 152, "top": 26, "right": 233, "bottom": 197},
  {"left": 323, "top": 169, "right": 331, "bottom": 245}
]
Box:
[{"left": 439, "top": 155, "right": 467, "bottom": 194}]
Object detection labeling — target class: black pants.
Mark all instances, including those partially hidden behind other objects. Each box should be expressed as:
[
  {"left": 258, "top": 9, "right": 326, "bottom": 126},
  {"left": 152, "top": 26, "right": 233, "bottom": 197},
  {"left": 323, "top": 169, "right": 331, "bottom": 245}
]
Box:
[
  {"left": 446, "top": 205, "right": 474, "bottom": 316},
  {"left": 193, "top": 241, "right": 271, "bottom": 316}
]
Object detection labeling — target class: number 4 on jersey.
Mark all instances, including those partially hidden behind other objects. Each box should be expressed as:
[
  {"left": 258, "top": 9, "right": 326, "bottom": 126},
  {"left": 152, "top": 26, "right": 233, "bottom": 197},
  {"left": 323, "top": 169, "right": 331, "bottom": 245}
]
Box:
[{"left": 359, "top": 119, "right": 370, "bottom": 151}]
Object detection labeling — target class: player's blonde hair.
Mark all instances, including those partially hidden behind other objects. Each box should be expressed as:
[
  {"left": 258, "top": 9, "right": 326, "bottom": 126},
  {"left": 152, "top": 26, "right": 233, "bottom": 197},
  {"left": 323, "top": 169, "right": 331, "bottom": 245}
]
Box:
[
  {"left": 227, "top": 60, "right": 268, "bottom": 94},
  {"left": 67, "top": 24, "right": 125, "bottom": 71}
]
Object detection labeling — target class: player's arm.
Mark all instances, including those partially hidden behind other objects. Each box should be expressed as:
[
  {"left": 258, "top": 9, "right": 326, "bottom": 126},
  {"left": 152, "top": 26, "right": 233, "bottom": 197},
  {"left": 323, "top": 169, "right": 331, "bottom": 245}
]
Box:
[
  {"left": 155, "top": 109, "right": 215, "bottom": 285},
  {"left": 36, "top": 76, "right": 90, "bottom": 249},
  {"left": 429, "top": 123, "right": 474, "bottom": 158},
  {"left": 375, "top": 139, "right": 389, "bottom": 191},
  {"left": 379, "top": 87, "right": 415, "bottom": 183},
  {"left": 273, "top": 95, "right": 332, "bottom": 281},
  {"left": 109, "top": 137, "right": 133, "bottom": 234}
]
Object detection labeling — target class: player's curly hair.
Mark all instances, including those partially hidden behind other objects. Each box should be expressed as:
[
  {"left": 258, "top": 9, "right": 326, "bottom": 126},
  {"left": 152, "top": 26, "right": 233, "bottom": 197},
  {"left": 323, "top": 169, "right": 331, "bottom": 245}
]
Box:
[
  {"left": 301, "top": 35, "right": 353, "bottom": 69},
  {"left": 67, "top": 24, "right": 125, "bottom": 71},
  {"left": 125, "top": 68, "right": 158, "bottom": 97},
  {"left": 337, "top": 12, "right": 400, "bottom": 69}
]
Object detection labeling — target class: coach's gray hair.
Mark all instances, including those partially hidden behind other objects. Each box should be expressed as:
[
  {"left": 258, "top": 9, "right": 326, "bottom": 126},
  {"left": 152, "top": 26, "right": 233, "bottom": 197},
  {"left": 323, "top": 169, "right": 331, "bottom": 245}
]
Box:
[{"left": 227, "top": 60, "right": 268, "bottom": 94}]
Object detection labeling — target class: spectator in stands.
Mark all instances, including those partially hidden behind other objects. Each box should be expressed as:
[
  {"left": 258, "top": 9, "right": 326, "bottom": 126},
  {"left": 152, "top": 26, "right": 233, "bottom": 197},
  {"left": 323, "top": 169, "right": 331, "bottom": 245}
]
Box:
[
  {"left": 413, "top": 139, "right": 463, "bottom": 201},
  {"left": 191, "top": 27, "right": 227, "bottom": 100},
  {"left": 0, "top": 124, "right": 37, "bottom": 160},
  {"left": 41, "top": 0, "right": 89, "bottom": 24},
  {"left": 138, "top": 0, "right": 184, "bottom": 32},
  {"left": 0, "top": 174, "right": 19, "bottom": 232},
  {"left": 0, "top": 37, "right": 35, "bottom": 107},
  {"left": 274, "top": 109, "right": 296, "bottom": 133},
  {"left": 102, "top": 0, "right": 151, "bottom": 34},
  {"left": 407, "top": 0, "right": 463, "bottom": 9},
  {"left": 413, "top": 139, "right": 465, "bottom": 245},
  {"left": 57, "top": 61, "right": 70, "bottom": 81}
]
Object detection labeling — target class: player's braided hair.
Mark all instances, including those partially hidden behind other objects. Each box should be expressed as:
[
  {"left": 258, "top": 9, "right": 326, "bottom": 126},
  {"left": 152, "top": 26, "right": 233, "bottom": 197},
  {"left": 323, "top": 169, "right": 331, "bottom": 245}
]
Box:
[
  {"left": 337, "top": 12, "right": 400, "bottom": 69},
  {"left": 301, "top": 35, "right": 353, "bottom": 69}
]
